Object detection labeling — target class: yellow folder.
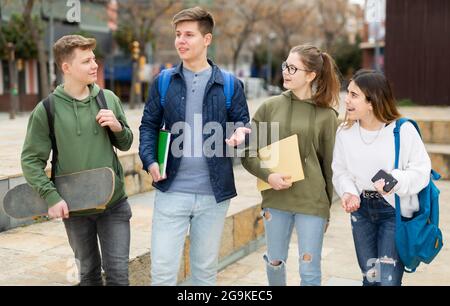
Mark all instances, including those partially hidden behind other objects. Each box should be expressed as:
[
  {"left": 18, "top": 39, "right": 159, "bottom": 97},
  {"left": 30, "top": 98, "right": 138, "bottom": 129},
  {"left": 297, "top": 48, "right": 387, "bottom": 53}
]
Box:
[{"left": 257, "top": 134, "right": 304, "bottom": 191}]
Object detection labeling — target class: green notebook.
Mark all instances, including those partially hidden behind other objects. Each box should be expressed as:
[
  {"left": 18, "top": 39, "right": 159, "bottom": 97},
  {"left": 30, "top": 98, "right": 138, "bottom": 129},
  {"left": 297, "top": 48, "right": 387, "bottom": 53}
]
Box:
[{"left": 157, "top": 129, "right": 171, "bottom": 177}]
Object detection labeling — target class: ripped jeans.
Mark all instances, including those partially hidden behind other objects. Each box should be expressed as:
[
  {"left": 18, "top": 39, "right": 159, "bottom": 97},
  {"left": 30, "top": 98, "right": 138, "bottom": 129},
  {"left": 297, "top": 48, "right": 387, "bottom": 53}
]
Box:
[
  {"left": 262, "top": 207, "right": 327, "bottom": 286},
  {"left": 351, "top": 195, "right": 404, "bottom": 286}
]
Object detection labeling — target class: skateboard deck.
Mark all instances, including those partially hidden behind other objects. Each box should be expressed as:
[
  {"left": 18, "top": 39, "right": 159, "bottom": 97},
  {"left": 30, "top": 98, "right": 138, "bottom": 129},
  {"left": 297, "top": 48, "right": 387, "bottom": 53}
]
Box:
[{"left": 3, "top": 167, "right": 115, "bottom": 219}]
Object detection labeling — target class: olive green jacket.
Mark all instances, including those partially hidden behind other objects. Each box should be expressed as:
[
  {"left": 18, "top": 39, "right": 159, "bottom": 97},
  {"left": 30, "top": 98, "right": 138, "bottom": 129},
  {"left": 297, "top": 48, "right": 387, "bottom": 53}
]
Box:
[{"left": 241, "top": 91, "right": 338, "bottom": 219}]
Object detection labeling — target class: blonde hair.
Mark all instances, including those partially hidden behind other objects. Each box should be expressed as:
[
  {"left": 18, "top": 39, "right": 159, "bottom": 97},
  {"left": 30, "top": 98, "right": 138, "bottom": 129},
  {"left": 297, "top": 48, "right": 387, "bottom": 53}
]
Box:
[
  {"left": 53, "top": 35, "right": 96, "bottom": 70},
  {"left": 290, "top": 44, "right": 341, "bottom": 108}
]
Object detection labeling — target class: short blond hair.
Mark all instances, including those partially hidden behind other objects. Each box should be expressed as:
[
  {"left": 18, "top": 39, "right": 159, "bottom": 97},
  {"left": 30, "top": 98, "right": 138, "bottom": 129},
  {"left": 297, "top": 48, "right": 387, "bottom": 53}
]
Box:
[
  {"left": 53, "top": 35, "right": 96, "bottom": 70},
  {"left": 172, "top": 7, "right": 214, "bottom": 35}
]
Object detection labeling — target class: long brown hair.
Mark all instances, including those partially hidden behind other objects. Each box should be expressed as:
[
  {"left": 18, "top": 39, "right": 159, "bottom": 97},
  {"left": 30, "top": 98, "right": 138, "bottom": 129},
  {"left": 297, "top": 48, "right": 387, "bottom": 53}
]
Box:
[
  {"left": 290, "top": 44, "right": 340, "bottom": 108},
  {"left": 344, "top": 69, "right": 401, "bottom": 128}
]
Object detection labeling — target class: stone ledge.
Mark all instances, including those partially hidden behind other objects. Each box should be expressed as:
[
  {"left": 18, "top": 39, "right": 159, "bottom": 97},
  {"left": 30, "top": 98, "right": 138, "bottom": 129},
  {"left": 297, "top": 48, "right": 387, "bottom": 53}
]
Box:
[{"left": 0, "top": 152, "right": 154, "bottom": 232}]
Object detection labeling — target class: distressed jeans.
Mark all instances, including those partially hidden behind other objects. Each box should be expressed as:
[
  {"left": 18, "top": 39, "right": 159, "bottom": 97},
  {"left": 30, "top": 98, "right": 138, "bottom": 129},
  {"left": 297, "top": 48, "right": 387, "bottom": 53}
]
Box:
[
  {"left": 262, "top": 207, "right": 327, "bottom": 286},
  {"left": 63, "top": 199, "right": 132, "bottom": 286},
  {"left": 151, "top": 190, "right": 230, "bottom": 286},
  {"left": 351, "top": 195, "right": 404, "bottom": 286}
]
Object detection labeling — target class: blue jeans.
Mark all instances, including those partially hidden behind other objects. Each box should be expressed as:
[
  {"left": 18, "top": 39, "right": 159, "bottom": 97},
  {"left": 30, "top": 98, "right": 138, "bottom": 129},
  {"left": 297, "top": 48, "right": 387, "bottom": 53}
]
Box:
[
  {"left": 151, "top": 190, "right": 230, "bottom": 286},
  {"left": 351, "top": 195, "right": 404, "bottom": 286},
  {"left": 63, "top": 199, "right": 132, "bottom": 286},
  {"left": 262, "top": 208, "right": 327, "bottom": 286}
]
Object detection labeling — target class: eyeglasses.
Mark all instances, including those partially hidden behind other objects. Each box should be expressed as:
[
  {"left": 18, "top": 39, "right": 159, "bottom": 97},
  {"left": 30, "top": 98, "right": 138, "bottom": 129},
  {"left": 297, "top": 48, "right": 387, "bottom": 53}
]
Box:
[{"left": 281, "top": 61, "right": 311, "bottom": 75}]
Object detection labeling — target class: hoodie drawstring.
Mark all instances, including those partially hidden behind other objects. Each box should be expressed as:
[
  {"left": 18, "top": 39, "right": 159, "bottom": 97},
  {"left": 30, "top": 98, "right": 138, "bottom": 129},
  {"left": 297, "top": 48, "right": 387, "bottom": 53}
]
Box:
[
  {"left": 90, "top": 96, "right": 99, "bottom": 135},
  {"left": 73, "top": 100, "right": 81, "bottom": 136}
]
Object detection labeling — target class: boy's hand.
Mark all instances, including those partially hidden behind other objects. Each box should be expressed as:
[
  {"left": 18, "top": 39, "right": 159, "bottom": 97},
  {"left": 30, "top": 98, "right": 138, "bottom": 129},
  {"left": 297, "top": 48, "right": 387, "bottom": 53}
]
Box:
[
  {"left": 96, "top": 110, "right": 123, "bottom": 132},
  {"left": 149, "top": 162, "right": 166, "bottom": 183},
  {"left": 48, "top": 200, "right": 69, "bottom": 219},
  {"left": 225, "top": 127, "right": 251, "bottom": 147}
]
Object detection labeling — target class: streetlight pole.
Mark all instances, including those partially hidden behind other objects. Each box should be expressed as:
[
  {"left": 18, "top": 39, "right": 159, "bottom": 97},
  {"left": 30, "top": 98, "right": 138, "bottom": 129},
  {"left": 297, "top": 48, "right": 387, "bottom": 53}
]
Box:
[
  {"left": 129, "top": 40, "right": 141, "bottom": 109},
  {"left": 48, "top": 0, "right": 56, "bottom": 89},
  {"left": 267, "top": 32, "right": 276, "bottom": 87},
  {"left": 374, "top": 22, "right": 381, "bottom": 72},
  {"left": 7, "top": 43, "right": 19, "bottom": 119}
]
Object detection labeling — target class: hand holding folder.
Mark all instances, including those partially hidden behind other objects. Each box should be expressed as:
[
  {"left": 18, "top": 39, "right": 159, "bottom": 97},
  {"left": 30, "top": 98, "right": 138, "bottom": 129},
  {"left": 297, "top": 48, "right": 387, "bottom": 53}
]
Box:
[{"left": 257, "top": 135, "right": 304, "bottom": 191}]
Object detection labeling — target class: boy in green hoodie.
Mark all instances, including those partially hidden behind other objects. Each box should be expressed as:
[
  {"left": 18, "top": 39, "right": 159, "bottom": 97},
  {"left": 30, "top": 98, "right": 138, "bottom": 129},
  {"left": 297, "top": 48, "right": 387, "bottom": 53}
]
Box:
[{"left": 21, "top": 35, "right": 133, "bottom": 286}]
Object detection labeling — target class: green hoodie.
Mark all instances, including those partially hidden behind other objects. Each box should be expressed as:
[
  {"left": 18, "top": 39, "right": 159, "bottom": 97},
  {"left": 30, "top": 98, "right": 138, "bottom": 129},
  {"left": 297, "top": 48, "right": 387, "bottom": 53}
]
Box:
[
  {"left": 241, "top": 91, "right": 338, "bottom": 219},
  {"left": 21, "top": 84, "right": 133, "bottom": 216}
]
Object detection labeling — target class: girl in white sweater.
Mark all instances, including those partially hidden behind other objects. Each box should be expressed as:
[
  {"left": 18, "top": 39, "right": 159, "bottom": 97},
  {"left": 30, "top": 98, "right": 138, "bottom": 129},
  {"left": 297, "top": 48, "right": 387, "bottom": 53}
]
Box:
[{"left": 332, "top": 69, "right": 431, "bottom": 286}]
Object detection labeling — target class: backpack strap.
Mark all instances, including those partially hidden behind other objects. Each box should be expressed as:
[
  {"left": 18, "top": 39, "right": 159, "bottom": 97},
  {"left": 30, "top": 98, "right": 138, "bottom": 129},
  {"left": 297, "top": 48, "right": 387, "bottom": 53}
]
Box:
[
  {"left": 393, "top": 118, "right": 421, "bottom": 169},
  {"left": 42, "top": 95, "right": 57, "bottom": 182},
  {"left": 221, "top": 70, "right": 234, "bottom": 110},
  {"left": 158, "top": 68, "right": 175, "bottom": 108},
  {"left": 96, "top": 89, "right": 116, "bottom": 144},
  {"left": 96, "top": 88, "right": 108, "bottom": 109},
  {"left": 393, "top": 118, "right": 424, "bottom": 229}
]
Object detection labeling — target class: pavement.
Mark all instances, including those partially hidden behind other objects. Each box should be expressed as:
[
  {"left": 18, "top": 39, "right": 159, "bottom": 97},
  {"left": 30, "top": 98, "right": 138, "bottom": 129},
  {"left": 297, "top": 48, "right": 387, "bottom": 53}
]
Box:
[
  {"left": 1, "top": 95, "right": 449, "bottom": 285},
  {"left": 217, "top": 179, "right": 450, "bottom": 286}
]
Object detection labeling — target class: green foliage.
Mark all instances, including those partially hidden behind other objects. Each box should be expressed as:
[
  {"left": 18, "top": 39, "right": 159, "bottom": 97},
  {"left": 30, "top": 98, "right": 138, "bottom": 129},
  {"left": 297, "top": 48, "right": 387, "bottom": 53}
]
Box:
[
  {"left": 113, "top": 23, "right": 153, "bottom": 56},
  {"left": 331, "top": 35, "right": 362, "bottom": 80},
  {"left": 113, "top": 24, "right": 135, "bottom": 56},
  {"left": 397, "top": 99, "right": 417, "bottom": 107},
  {"left": 0, "top": 14, "right": 41, "bottom": 60}
]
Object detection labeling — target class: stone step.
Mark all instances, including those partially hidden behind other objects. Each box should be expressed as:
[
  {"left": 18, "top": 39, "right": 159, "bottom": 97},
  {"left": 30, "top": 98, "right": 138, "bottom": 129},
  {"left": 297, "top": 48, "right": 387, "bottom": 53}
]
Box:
[
  {"left": 427, "top": 143, "right": 450, "bottom": 180},
  {"left": 417, "top": 121, "right": 450, "bottom": 145}
]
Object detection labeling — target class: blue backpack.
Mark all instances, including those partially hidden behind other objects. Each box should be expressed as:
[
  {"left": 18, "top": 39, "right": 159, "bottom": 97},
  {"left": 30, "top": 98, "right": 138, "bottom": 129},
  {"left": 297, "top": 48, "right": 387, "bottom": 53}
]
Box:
[
  {"left": 158, "top": 67, "right": 234, "bottom": 109},
  {"left": 393, "top": 118, "right": 443, "bottom": 273}
]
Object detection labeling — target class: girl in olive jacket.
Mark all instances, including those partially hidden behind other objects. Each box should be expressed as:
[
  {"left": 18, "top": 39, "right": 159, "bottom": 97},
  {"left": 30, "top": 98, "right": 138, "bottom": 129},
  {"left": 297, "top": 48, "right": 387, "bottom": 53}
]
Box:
[{"left": 242, "top": 44, "right": 340, "bottom": 286}]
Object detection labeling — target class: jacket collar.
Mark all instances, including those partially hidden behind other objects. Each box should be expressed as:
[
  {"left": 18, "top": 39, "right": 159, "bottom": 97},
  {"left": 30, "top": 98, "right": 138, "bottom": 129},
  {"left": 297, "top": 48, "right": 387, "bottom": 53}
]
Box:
[
  {"left": 283, "top": 90, "right": 316, "bottom": 106},
  {"left": 173, "top": 58, "right": 225, "bottom": 85},
  {"left": 282, "top": 90, "right": 339, "bottom": 115}
]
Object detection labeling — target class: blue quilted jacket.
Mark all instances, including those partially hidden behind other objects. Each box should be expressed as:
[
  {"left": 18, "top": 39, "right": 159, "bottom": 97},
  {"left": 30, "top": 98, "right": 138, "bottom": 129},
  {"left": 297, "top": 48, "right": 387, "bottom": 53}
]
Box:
[{"left": 139, "top": 60, "right": 250, "bottom": 203}]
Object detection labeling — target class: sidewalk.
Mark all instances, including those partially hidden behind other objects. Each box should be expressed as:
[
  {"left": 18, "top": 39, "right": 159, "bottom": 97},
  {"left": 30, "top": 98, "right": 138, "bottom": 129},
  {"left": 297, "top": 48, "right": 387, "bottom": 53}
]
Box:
[
  {"left": 218, "top": 180, "right": 450, "bottom": 286},
  {"left": 1, "top": 96, "right": 449, "bottom": 285},
  {"left": 1, "top": 168, "right": 448, "bottom": 286},
  {"left": 0, "top": 165, "right": 262, "bottom": 285}
]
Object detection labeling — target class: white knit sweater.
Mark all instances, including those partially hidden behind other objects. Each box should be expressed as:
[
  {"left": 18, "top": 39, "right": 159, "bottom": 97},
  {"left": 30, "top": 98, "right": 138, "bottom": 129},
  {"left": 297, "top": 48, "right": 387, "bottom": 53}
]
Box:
[{"left": 332, "top": 121, "right": 431, "bottom": 217}]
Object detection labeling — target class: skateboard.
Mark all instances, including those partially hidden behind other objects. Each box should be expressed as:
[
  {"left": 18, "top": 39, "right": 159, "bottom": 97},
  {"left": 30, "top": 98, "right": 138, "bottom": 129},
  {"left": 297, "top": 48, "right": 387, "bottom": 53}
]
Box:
[{"left": 3, "top": 167, "right": 115, "bottom": 219}]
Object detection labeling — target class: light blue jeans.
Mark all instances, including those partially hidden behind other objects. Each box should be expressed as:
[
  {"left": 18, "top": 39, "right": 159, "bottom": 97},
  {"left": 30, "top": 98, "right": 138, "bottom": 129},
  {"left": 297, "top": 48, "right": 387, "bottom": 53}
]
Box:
[
  {"left": 151, "top": 190, "right": 230, "bottom": 286},
  {"left": 262, "top": 207, "right": 327, "bottom": 286}
]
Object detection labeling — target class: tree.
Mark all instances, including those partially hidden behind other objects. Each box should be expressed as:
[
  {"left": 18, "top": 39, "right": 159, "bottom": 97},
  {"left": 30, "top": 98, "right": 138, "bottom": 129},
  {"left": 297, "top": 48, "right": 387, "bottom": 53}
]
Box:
[
  {"left": 0, "top": 2, "right": 38, "bottom": 119},
  {"left": 268, "top": 0, "right": 314, "bottom": 59},
  {"left": 115, "top": 0, "right": 177, "bottom": 57},
  {"left": 23, "top": 0, "right": 50, "bottom": 98},
  {"left": 332, "top": 34, "right": 362, "bottom": 80},
  {"left": 213, "top": 0, "right": 271, "bottom": 73},
  {"left": 114, "top": 0, "right": 177, "bottom": 108},
  {"left": 316, "top": 0, "right": 349, "bottom": 52}
]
